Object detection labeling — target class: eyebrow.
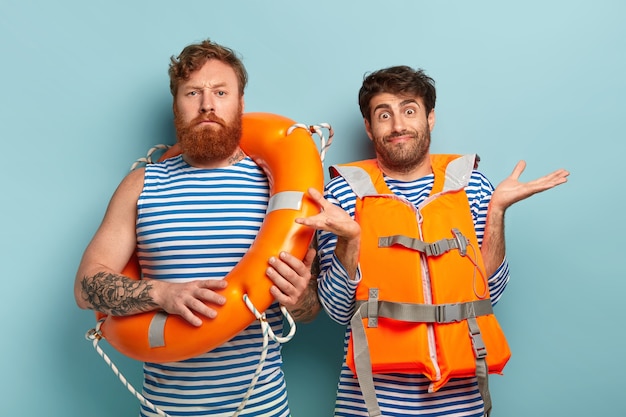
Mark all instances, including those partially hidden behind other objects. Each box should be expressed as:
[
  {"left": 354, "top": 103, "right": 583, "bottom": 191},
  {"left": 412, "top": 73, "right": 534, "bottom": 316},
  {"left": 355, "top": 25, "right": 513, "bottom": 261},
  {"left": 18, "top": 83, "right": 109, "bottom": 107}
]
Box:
[
  {"left": 373, "top": 98, "right": 420, "bottom": 113},
  {"left": 182, "top": 81, "right": 229, "bottom": 91}
]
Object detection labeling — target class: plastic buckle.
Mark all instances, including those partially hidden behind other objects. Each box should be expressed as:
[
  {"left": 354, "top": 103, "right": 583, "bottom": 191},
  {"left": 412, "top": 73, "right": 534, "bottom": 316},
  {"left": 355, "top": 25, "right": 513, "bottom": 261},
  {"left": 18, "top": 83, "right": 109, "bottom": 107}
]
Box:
[
  {"left": 435, "top": 304, "right": 445, "bottom": 322},
  {"left": 436, "top": 303, "right": 463, "bottom": 323},
  {"left": 470, "top": 328, "right": 488, "bottom": 359},
  {"left": 452, "top": 228, "right": 468, "bottom": 256},
  {"left": 428, "top": 241, "right": 443, "bottom": 256}
]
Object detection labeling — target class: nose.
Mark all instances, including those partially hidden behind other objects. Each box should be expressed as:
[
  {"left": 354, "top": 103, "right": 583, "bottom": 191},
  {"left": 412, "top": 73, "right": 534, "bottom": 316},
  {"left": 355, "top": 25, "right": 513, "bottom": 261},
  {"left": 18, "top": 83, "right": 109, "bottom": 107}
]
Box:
[
  {"left": 391, "top": 115, "right": 406, "bottom": 133},
  {"left": 200, "top": 94, "right": 215, "bottom": 113}
]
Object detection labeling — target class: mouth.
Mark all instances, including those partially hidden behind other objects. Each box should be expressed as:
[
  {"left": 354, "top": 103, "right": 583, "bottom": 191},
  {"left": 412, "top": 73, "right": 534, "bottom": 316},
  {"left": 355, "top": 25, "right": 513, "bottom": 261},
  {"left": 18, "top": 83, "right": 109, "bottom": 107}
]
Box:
[
  {"left": 198, "top": 118, "right": 220, "bottom": 124},
  {"left": 195, "top": 117, "right": 224, "bottom": 128},
  {"left": 385, "top": 134, "right": 413, "bottom": 144}
]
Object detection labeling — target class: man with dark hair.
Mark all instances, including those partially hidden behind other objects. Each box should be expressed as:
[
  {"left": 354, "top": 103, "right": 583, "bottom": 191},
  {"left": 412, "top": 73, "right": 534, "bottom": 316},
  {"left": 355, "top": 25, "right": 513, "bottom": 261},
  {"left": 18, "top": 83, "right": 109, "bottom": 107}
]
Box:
[
  {"left": 297, "top": 65, "right": 569, "bottom": 416},
  {"left": 75, "top": 39, "right": 320, "bottom": 417}
]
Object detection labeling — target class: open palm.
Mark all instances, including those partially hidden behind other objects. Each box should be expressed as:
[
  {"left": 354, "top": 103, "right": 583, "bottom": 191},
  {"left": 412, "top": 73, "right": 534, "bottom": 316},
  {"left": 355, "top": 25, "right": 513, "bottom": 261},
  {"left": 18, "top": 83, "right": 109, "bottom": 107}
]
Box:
[{"left": 490, "top": 160, "right": 570, "bottom": 212}]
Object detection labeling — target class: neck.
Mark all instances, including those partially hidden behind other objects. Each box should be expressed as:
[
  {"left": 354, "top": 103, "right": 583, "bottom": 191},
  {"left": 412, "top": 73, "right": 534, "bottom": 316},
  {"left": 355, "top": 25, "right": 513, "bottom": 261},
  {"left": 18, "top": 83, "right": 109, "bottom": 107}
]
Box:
[
  {"left": 377, "top": 155, "right": 432, "bottom": 181},
  {"left": 183, "top": 148, "right": 246, "bottom": 169}
]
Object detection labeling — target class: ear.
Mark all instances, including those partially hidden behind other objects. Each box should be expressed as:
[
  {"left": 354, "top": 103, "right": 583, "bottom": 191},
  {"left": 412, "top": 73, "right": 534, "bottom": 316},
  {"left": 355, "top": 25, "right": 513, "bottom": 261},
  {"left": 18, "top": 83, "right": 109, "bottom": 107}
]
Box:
[
  {"left": 240, "top": 95, "right": 245, "bottom": 112},
  {"left": 428, "top": 109, "right": 436, "bottom": 132},
  {"left": 364, "top": 118, "right": 374, "bottom": 141}
]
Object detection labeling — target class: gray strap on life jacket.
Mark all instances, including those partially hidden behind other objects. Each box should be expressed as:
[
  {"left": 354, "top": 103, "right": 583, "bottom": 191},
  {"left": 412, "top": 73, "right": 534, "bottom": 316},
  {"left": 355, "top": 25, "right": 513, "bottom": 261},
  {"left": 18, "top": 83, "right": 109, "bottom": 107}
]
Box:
[
  {"left": 332, "top": 154, "right": 477, "bottom": 198},
  {"left": 378, "top": 228, "right": 469, "bottom": 257},
  {"left": 468, "top": 315, "right": 491, "bottom": 416},
  {"left": 356, "top": 298, "right": 493, "bottom": 326},
  {"left": 350, "top": 295, "right": 383, "bottom": 417},
  {"left": 442, "top": 154, "right": 477, "bottom": 192},
  {"left": 331, "top": 165, "right": 379, "bottom": 198},
  {"left": 351, "top": 296, "right": 493, "bottom": 417}
]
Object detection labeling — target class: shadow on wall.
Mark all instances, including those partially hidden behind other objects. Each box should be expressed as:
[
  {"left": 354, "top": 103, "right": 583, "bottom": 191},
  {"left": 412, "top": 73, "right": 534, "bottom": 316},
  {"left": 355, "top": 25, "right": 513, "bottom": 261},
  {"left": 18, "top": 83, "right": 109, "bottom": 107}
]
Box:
[{"left": 282, "top": 313, "right": 346, "bottom": 417}]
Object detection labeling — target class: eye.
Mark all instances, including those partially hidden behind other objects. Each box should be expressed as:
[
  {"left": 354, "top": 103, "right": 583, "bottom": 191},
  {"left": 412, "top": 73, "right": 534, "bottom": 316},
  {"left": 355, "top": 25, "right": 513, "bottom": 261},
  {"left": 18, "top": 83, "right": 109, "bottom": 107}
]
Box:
[
  {"left": 405, "top": 108, "right": 416, "bottom": 116},
  {"left": 378, "top": 111, "right": 391, "bottom": 120},
  {"left": 217, "top": 90, "right": 227, "bottom": 97},
  {"left": 187, "top": 90, "right": 198, "bottom": 97}
]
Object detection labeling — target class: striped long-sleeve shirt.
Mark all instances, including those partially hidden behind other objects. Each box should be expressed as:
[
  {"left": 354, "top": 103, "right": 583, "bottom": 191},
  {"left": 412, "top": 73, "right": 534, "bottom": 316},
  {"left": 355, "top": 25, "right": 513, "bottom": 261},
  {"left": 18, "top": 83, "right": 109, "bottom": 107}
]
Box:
[
  {"left": 135, "top": 155, "right": 290, "bottom": 417},
  {"left": 317, "top": 168, "right": 510, "bottom": 417}
]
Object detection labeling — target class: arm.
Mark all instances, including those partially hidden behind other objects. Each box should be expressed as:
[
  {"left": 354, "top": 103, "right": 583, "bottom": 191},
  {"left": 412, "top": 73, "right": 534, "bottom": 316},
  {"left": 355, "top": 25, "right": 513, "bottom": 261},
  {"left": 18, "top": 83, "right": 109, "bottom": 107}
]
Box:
[
  {"left": 481, "top": 161, "right": 570, "bottom": 277},
  {"left": 266, "top": 185, "right": 361, "bottom": 323},
  {"left": 296, "top": 187, "right": 361, "bottom": 279},
  {"left": 297, "top": 186, "right": 362, "bottom": 325},
  {"left": 74, "top": 168, "right": 227, "bottom": 327}
]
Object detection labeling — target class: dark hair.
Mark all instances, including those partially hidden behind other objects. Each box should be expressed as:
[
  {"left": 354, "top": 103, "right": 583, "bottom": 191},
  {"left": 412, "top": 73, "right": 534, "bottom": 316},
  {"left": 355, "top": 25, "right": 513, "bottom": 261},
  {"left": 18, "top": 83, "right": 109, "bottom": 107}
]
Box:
[
  {"left": 168, "top": 39, "right": 248, "bottom": 97},
  {"left": 358, "top": 65, "right": 436, "bottom": 121}
]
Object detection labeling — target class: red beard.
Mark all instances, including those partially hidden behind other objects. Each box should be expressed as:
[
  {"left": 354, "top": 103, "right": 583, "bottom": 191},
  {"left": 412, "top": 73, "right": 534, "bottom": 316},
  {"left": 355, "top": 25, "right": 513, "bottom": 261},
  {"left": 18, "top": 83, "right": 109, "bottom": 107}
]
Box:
[{"left": 174, "top": 108, "right": 243, "bottom": 163}]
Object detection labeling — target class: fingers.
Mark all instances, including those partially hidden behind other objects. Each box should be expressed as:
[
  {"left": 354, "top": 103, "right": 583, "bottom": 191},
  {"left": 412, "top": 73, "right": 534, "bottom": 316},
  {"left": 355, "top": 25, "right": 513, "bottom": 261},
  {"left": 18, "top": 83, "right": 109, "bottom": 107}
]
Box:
[
  {"left": 547, "top": 168, "right": 570, "bottom": 185},
  {"left": 493, "top": 162, "right": 570, "bottom": 211},
  {"left": 511, "top": 161, "right": 569, "bottom": 188},
  {"left": 296, "top": 190, "right": 360, "bottom": 239},
  {"left": 306, "top": 187, "right": 337, "bottom": 215},
  {"left": 294, "top": 188, "right": 328, "bottom": 229},
  {"left": 307, "top": 187, "right": 327, "bottom": 206},
  {"left": 266, "top": 251, "right": 311, "bottom": 307},
  {"left": 509, "top": 160, "right": 526, "bottom": 180},
  {"left": 302, "top": 247, "right": 317, "bottom": 270},
  {"left": 162, "top": 279, "right": 228, "bottom": 327},
  {"left": 528, "top": 168, "right": 570, "bottom": 193}
]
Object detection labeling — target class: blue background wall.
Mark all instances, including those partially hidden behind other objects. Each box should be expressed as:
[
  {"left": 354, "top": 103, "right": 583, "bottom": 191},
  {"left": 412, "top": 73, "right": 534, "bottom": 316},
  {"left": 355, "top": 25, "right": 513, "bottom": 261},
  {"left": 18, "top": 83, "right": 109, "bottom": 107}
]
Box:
[{"left": 1, "top": 1, "right": 624, "bottom": 416}]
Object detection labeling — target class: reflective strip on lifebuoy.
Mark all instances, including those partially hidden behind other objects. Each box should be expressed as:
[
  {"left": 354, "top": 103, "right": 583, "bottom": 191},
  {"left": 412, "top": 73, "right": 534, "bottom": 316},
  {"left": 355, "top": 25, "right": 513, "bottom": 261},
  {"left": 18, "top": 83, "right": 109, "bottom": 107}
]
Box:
[{"left": 94, "top": 112, "right": 324, "bottom": 363}]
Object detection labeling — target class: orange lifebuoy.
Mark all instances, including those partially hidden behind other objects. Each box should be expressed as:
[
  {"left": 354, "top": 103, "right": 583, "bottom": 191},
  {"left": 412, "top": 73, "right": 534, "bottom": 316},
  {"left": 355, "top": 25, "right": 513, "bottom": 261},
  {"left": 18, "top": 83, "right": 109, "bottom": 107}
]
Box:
[{"left": 94, "top": 112, "right": 324, "bottom": 363}]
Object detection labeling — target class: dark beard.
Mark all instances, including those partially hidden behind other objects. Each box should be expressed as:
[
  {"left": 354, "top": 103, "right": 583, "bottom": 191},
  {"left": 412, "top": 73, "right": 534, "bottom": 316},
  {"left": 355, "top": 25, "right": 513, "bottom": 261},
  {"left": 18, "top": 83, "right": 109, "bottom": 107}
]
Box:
[
  {"left": 375, "top": 129, "right": 431, "bottom": 174},
  {"left": 174, "top": 108, "right": 243, "bottom": 163}
]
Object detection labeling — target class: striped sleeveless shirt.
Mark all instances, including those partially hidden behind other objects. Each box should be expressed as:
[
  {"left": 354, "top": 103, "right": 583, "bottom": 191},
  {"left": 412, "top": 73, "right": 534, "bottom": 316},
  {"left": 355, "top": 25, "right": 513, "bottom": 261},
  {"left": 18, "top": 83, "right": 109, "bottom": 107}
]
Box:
[{"left": 136, "top": 154, "right": 290, "bottom": 417}]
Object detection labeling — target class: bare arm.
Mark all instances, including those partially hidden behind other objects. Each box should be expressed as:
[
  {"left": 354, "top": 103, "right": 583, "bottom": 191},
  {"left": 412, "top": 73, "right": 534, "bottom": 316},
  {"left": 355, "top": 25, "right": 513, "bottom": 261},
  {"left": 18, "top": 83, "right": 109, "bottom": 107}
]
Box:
[
  {"left": 481, "top": 161, "right": 570, "bottom": 276},
  {"left": 74, "top": 168, "right": 227, "bottom": 326},
  {"left": 74, "top": 168, "right": 147, "bottom": 313}
]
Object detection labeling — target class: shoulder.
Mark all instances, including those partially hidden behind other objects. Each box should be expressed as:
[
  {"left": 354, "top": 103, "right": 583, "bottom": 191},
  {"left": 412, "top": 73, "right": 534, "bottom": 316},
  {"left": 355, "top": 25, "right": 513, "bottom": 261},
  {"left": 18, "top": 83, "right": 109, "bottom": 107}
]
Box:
[
  {"left": 326, "top": 173, "right": 349, "bottom": 191},
  {"left": 469, "top": 170, "right": 494, "bottom": 191},
  {"left": 325, "top": 174, "right": 354, "bottom": 201},
  {"left": 465, "top": 170, "right": 494, "bottom": 206},
  {"left": 113, "top": 167, "right": 145, "bottom": 201}
]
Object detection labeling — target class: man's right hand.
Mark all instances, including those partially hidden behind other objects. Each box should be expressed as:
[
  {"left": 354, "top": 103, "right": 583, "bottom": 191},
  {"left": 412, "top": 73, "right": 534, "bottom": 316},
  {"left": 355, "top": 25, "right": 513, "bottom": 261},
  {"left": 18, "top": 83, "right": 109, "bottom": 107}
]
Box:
[{"left": 153, "top": 279, "right": 229, "bottom": 327}]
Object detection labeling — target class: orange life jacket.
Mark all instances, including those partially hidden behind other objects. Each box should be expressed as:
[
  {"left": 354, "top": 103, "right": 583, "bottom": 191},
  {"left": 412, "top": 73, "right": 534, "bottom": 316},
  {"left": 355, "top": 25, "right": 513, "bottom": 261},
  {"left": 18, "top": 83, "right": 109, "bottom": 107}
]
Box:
[{"left": 331, "top": 154, "right": 510, "bottom": 417}]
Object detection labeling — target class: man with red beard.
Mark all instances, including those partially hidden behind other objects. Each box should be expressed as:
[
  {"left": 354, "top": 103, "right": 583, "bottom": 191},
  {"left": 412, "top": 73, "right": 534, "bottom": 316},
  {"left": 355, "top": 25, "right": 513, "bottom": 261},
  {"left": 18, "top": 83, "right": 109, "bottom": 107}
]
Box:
[
  {"left": 296, "top": 66, "right": 569, "bottom": 416},
  {"left": 75, "top": 39, "right": 319, "bottom": 417}
]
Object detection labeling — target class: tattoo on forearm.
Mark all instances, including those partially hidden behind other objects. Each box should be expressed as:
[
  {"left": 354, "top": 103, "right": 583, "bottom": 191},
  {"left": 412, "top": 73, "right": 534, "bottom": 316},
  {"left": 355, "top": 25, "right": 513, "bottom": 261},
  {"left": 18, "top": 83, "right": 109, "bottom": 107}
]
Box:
[
  {"left": 310, "top": 249, "right": 320, "bottom": 278},
  {"left": 81, "top": 272, "right": 158, "bottom": 316},
  {"left": 290, "top": 277, "right": 321, "bottom": 323}
]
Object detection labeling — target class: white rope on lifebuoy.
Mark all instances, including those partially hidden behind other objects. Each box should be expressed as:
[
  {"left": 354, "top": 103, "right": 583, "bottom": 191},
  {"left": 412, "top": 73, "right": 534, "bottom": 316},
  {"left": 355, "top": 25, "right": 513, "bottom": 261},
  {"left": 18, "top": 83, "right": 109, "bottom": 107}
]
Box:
[
  {"left": 129, "top": 144, "right": 172, "bottom": 171},
  {"left": 233, "top": 295, "right": 296, "bottom": 416},
  {"left": 85, "top": 144, "right": 177, "bottom": 417},
  {"left": 85, "top": 322, "right": 172, "bottom": 417},
  {"left": 86, "top": 303, "right": 295, "bottom": 417},
  {"left": 288, "top": 122, "right": 334, "bottom": 164}
]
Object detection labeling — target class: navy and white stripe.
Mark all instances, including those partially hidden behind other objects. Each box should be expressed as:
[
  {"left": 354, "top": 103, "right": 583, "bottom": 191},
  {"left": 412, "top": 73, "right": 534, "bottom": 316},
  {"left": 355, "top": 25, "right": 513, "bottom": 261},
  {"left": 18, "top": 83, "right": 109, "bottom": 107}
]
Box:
[
  {"left": 136, "top": 155, "right": 290, "bottom": 417},
  {"left": 317, "top": 169, "right": 510, "bottom": 417}
]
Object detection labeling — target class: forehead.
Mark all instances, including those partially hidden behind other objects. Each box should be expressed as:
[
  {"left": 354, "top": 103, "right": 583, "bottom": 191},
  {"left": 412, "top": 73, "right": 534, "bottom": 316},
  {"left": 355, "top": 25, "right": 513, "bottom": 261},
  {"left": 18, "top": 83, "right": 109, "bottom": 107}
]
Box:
[{"left": 181, "top": 59, "right": 239, "bottom": 89}]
